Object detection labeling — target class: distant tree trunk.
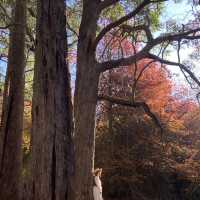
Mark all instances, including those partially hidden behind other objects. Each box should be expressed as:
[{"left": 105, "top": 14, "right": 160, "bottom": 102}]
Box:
[
  {"left": 107, "top": 70, "right": 114, "bottom": 155},
  {"left": 0, "top": 65, "right": 11, "bottom": 155},
  {"left": 73, "top": 2, "right": 100, "bottom": 200},
  {"left": 107, "top": 70, "right": 113, "bottom": 135},
  {"left": 0, "top": 0, "right": 26, "bottom": 199},
  {"left": 29, "top": 0, "right": 74, "bottom": 200}
]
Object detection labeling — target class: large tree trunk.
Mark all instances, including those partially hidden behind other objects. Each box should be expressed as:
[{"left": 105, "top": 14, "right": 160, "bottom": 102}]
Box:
[
  {"left": 73, "top": 2, "right": 100, "bottom": 200},
  {"left": 0, "top": 0, "right": 26, "bottom": 199},
  {"left": 30, "top": 0, "right": 74, "bottom": 200},
  {"left": 107, "top": 70, "right": 113, "bottom": 135}
]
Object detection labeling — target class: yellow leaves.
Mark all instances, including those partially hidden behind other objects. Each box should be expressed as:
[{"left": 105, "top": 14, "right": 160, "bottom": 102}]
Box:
[
  {"left": 22, "top": 130, "right": 30, "bottom": 154},
  {"left": 168, "top": 120, "right": 186, "bottom": 132}
]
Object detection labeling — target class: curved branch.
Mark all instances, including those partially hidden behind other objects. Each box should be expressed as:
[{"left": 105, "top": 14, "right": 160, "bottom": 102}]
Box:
[
  {"left": 152, "top": 28, "right": 200, "bottom": 46},
  {"left": 28, "top": 7, "right": 36, "bottom": 18},
  {"left": 121, "top": 24, "right": 153, "bottom": 41},
  {"left": 67, "top": 21, "right": 78, "bottom": 38},
  {"left": 97, "top": 48, "right": 149, "bottom": 72},
  {"left": 99, "top": 0, "right": 120, "bottom": 10},
  {"left": 97, "top": 28, "right": 200, "bottom": 72},
  {"left": 94, "top": 0, "right": 153, "bottom": 48},
  {"left": 98, "top": 94, "right": 163, "bottom": 132},
  {"left": 147, "top": 53, "right": 200, "bottom": 87}
]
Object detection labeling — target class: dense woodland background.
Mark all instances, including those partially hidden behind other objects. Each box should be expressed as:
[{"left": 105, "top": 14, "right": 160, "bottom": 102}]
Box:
[{"left": 0, "top": 0, "right": 200, "bottom": 200}]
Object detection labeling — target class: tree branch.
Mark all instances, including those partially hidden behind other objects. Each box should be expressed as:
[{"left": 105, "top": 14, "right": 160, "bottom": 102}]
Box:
[
  {"left": 67, "top": 21, "right": 78, "bottom": 38},
  {"left": 0, "top": 53, "right": 7, "bottom": 63},
  {"left": 97, "top": 48, "right": 149, "bottom": 72},
  {"left": 98, "top": 94, "right": 163, "bottom": 132},
  {"left": 0, "top": 3, "right": 35, "bottom": 49},
  {"left": 0, "top": 24, "right": 11, "bottom": 29},
  {"left": 120, "top": 24, "right": 153, "bottom": 41},
  {"left": 152, "top": 28, "right": 200, "bottom": 46},
  {"left": 97, "top": 27, "right": 200, "bottom": 72},
  {"left": 99, "top": 0, "right": 120, "bottom": 10},
  {"left": 28, "top": 7, "right": 36, "bottom": 18},
  {"left": 94, "top": 0, "right": 153, "bottom": 48},
  {"left": 147, "top": 53, "right": 200, "bottom": 87}
]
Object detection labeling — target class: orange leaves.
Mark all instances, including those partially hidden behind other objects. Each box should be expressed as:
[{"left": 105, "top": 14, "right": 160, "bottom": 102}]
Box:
[{"left": 99, "top": 35, "right": 198, "bottom": 131}]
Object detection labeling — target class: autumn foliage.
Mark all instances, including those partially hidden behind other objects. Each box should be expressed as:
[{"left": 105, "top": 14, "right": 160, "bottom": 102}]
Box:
[{"left": 96, "top": 37, "right": 200, "bottom": 200}]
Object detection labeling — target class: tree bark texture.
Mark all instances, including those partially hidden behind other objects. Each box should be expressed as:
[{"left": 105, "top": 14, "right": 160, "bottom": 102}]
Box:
[
  {"left": 0, "top": 0, "right": 26, "bottom": 199},
  {"left": 73, "top": 2, "right": 100, "bottom": 200},
  {"left": 30, "top": 0, "right": 74, "bottom": 200}
]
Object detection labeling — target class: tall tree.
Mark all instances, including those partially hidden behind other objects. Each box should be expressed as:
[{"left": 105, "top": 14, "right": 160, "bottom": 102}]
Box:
[
  {"left": 29, "top": 0, "right": 74, "bottom": 199},
  {"left": 73, "top": 2, "right": 100, "bottom": 199},
  {"left": 0, "top": 0, "right": 26, "bottom": 199},
  {"left": 73, "top": 1, "right": 200, "bottom": 200}
]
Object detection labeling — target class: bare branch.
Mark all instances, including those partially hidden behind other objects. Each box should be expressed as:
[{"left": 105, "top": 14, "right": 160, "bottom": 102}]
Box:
[
  {"left": 147, "top": 53, "right": 200, "bottom": 87},
  {"left": 136, "top": 60, "right": 155, "bottom": 82},
  {"left": 97, "top": 27, "right": 200, "bottom": 72},
  {"left": 97, "top": 48, "right": 149, "bottom": 72},
  {"left": 0, "top": 54, "right": 7, "bottom": 63},
  {"left": 28, "top": 7, "right": 36, "bottom": 18},
  {"left": 94, "top": 0, "right": 153, "bottom": 48},
  {"left": 25, "top": 68, "right": 34, "bottom": 73},
  {"left": 0, "top": 24, "right": 11, "bottom": 29},
  {"left": 68, "top": 39, "right": 78, "bottom": 47},
  {"left": 152, "top": 28, "right": 200, "bottom": 46},
  {"left": 176, "top": 40, "right": 197, "bottom": 89},
  {"left": 67, "top": 21, "right": 78, "bottom": 38},
  {"left": 98, "top": 94, "right": 163, "bottom": 132},
  {"left": 121, "top": 24, "right": 153, "bottom": 41},
  {"left": 99, "top": 0, "right": 120, "bottom": 10}
]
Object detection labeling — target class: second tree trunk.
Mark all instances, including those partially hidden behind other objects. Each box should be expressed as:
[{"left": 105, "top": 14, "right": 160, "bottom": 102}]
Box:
[{"left": 30, "top": 0, "right": 74, "bottom": 199}]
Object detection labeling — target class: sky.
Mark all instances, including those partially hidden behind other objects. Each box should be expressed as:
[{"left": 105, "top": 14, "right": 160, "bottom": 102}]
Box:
[{"left": 158, "top": 0, "right": 200, "bottom": 92}]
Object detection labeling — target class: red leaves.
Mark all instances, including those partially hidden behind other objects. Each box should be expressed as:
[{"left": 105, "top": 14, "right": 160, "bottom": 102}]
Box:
[{"left": 98, "top": 35, "right": 198, "bottom": 129}]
